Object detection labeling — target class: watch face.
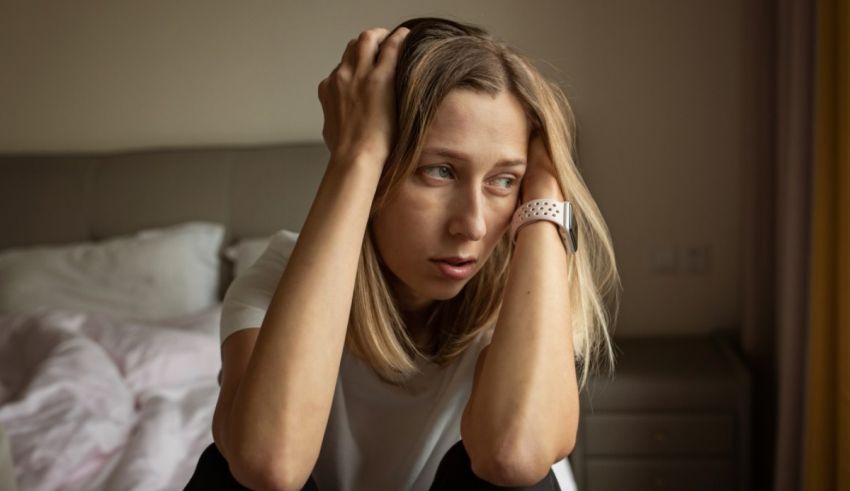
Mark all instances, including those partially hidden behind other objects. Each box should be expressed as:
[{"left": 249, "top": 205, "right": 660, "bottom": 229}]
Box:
[
  {"left": 565, "top": 202, "right": 578, "bottom": 253},
  {"left": 568, "top": 227, "right": 578, "bottom": 253}
]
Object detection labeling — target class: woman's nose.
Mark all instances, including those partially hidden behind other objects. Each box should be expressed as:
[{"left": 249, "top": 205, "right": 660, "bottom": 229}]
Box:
[{"left": 447, "top": 191, "right": 486, "bottom": 241}]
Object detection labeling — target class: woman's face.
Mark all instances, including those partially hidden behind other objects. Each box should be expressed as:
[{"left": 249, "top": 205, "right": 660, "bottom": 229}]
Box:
[{"left": 372, "top": 88, "right": 529, "bottom": 313}]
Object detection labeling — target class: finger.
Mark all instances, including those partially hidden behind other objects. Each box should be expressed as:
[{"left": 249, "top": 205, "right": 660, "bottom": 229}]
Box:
[
  {"left": 352, "top": 27, "right": 390, "bottom": 77},
  {"left": 339, "top": 38, "right": 357, "bottom": 68},
  {"left": 529, "top": 136, "right": 552, "bottom": 165},
  {"left": 318, "top": 76, "right": 335, "bottom": 106},
  {"left": 374, "top": 27, "right": 410, "bottom": 73},
  {"left": 333, "top": 40, "right": 355, "bottom": 82}
]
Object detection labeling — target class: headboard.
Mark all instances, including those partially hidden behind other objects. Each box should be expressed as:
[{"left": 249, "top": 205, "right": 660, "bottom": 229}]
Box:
[{"left": 0, "top": 142, "right": 330, "bottom": 299}]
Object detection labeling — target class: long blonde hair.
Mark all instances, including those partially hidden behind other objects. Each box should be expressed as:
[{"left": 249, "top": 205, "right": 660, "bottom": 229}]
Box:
[{"left": 345, "top": 17, "right": 622, "bottom": 391}]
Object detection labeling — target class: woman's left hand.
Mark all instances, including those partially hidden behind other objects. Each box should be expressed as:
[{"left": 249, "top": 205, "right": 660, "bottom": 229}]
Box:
[{"left": 520, "top": 134, "right": 564, "bottom": 202}]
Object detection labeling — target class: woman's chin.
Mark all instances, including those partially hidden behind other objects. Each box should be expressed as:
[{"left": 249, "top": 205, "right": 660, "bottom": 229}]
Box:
[
  {"left": 396, "top": 276, "right": 473, "bottom": 310},
  {"left": 425, "top": 281, "right": 470, "bottom": 301}
]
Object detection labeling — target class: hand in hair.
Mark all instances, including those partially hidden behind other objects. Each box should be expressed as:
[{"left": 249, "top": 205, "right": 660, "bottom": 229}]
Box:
[
  {"left": 318, "top": 26, "right": 410, "bottom": 164},
  {"left": 521, "top": 134, "right": 565, "bottom": 202}
]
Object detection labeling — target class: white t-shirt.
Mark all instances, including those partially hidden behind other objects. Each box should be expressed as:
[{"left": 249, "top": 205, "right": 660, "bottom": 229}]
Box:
[{"left": 220, "top": 231, "right": 578, "bottom": 491}]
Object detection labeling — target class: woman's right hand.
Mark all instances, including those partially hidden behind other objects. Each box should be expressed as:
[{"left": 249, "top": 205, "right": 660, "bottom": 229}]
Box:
[{"left": 318, "top": 26, "right": 410, "bottom": 165}]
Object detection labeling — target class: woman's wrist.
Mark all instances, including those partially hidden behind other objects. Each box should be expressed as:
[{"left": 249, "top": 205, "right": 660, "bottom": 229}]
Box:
[
  {"left": 520, "top": 181, "right": 564, "bottom": 202},
  {"left": 328, "top": 149, "right": 387, "bottom": 175}
]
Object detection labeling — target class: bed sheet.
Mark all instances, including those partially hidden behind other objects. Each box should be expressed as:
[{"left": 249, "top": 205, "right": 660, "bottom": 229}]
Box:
[{"left": 0, "top": 305, "right": 222, "bottom": 491}]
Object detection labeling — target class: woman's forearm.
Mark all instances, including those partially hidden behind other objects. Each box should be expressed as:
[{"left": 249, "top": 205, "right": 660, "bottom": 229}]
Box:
[
  {"left": 227, "top": 153, "right": 383, "bottom": 486},
  {"left": 461, "top": 219, "right": 579, "bottom": 484}
]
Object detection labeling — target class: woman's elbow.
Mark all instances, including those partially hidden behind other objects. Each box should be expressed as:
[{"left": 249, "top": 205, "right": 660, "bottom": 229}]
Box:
[
  {"left": 217, "top": 421, "right": 314, "bottom": 491},
  {"left": 472, "top": 444, "right": 555, "bottom": 488},
  {"left": 228, "top": 456, "right": 306, "bottom": 491}
]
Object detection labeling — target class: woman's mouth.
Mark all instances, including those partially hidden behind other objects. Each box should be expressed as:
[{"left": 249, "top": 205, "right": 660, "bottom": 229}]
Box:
[{"left": 430, "top": 258, "right": 477, "bottom": 280}]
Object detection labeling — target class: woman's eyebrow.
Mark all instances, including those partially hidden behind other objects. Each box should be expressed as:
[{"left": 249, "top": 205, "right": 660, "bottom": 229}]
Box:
[{"left": 421, "top": 147, "right": 527, "bottom": 168}]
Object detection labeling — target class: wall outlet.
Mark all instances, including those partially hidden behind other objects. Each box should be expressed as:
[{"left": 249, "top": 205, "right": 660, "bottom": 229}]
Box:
[
  {"left": 650, "top": 245, "right": 712, "bottom": 275},
  {"left": 679, "top": 245, "right": 711, "bottom": 274},
  {"left": 650, "top": 246, "right": 678, "bottom": 274}
]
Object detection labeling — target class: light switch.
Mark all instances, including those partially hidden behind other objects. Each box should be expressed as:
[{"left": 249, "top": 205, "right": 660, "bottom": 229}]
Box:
[{"left": 650, "top": 246, "right": 678, "bottom": 274}]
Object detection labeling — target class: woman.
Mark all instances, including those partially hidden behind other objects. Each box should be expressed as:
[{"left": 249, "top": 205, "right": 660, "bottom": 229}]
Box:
[{"left": 186, "top": 16, "right": 620, "bottom": 491}]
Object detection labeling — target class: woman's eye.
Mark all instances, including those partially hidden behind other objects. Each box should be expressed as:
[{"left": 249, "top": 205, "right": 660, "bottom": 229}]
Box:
[
  {"left": 422, "top": 165, "right": 454, "bottom": 180},
  {"left": 490, "top": 176, "right": 517, "bottom": 189}
]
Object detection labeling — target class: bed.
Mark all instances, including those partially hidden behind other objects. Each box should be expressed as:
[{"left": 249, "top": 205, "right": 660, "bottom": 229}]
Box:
[{"left": 0, "top": 142, "right": 329, "bottom": 491}]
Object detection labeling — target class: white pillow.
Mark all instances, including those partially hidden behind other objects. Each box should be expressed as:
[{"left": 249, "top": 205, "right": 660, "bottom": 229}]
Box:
[
  {"left": 0, "top": 221, "right": 224, "bottom": 322},
  {"left": 224, "top": 229, "right": 299, "bottom": 278}
]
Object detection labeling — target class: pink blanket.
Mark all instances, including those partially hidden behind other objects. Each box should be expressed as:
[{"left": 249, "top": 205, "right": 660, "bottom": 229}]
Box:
[{"left": 0, "top": 306, "right": 222, "bottom": 491}]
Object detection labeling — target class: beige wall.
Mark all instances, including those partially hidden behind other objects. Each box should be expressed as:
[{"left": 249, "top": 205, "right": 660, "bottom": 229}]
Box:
[{"left": 0, "top": 1, "right": 766, "bottom": 337}]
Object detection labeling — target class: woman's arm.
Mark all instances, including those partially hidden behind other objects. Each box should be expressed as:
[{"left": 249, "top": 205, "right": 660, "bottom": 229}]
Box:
[
  {"left": 225, "top": 157, "right": 382, "bottom": 488},
  {"left": 461, "top": 136, "right": 579, "bottom": 487},
  {"left": 222, "top": 26, "right": 409, "bottom": 491}
]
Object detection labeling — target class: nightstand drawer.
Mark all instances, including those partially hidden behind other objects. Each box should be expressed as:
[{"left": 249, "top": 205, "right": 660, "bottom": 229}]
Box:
[
  {"left": 584, "top": 413, "right": 735, "bottom": 456},
  {"left": 585, "top": 458, "right": 735, "bottom": 491}
]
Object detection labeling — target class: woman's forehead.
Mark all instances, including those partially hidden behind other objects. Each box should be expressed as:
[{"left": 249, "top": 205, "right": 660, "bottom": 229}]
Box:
[{"left": 420, "top": 89, "right": 530, "bottom": 165}]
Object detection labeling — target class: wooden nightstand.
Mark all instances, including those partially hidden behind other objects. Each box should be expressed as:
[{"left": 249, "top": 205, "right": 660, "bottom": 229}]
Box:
[{"left": 570, "top": 334, "right": 752, "bottom": 491}]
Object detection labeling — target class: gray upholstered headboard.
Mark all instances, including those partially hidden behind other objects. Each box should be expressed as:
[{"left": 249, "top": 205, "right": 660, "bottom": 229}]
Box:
[{"left": 0, "top": 142, "right": 330, "bottom": 300}]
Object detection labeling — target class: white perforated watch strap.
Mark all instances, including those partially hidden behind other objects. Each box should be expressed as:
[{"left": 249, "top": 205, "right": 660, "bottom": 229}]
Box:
[{"left": 510, "top": 199, "right": 576, "bottom": 253}]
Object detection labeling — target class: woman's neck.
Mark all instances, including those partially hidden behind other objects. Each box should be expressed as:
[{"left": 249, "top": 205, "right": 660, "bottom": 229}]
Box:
[{"left": 402, "top": 306, "right": 436, "bottom": 352}]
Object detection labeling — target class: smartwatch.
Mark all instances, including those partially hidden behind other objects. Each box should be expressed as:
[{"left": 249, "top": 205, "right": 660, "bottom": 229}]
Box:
[{"left": 510, "top": 199, "right": 578, "bottom": 254}]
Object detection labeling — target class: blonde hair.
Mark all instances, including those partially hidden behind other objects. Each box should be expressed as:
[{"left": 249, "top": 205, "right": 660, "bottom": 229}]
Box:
[{"left": 344, "top": 17, "right": 622, "bottom": 391}]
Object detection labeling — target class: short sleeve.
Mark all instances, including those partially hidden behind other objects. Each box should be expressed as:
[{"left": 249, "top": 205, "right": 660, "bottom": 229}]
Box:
[{"left": 219, "top": 230, "right": 297, "bottom": 345}]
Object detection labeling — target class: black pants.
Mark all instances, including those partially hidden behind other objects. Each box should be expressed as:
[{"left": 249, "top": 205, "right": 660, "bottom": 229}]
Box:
[{"left": 184, "top": 440, "right": 561, "bottom": 490}]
